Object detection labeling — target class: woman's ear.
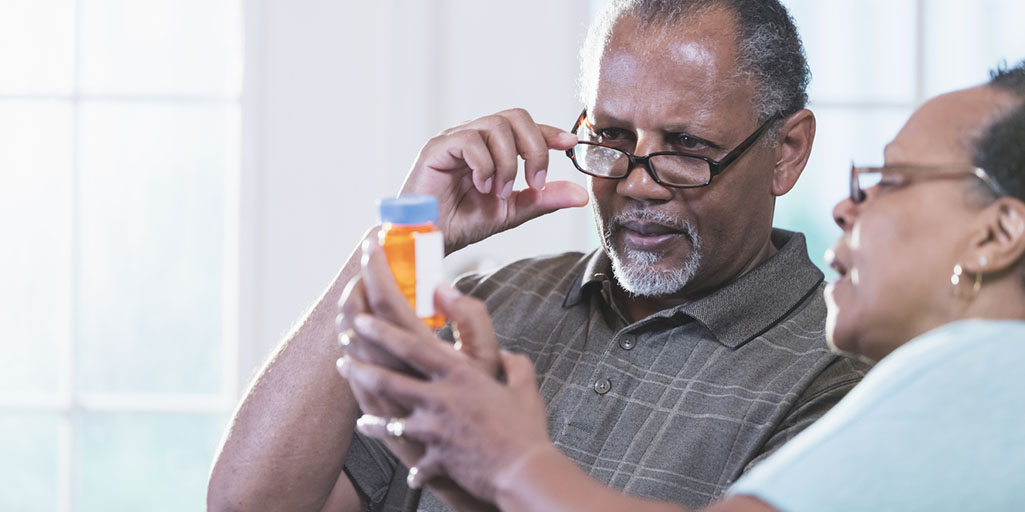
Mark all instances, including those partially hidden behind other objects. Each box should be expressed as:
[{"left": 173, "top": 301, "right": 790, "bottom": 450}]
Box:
[
  {"left": 771, "top": 109, "right": 816, "bottom": 197},
  {"left": 963, "top": 198, "right": 1025, "bottom": 274}
]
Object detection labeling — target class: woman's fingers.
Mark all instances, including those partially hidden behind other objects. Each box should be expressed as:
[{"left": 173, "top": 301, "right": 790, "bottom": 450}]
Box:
[
  {"left": 355, "top": 410, "right": 437, "bottom": 442},
  {"left": 336, "top": 275, "right": 367, "bottom": 333},
  {"left": 406, "top": 450, "right": 445, "bottom": 489},
  {"left": 336, "top": 274, "right": 414, "bottom": 372},
  {"left": 360, "top": 240, "right": 429, "bottom": 333},
  {"left": 337, "top": 355, "right": 430, "bottom": 411},
  {"left": 501, "top": 350, "right": 539, "bottom": 392},
  {"left": 351, "top": 312, "right": 457, "bottom": 378},
  {"left": 435, "top": 283, "right": 501, "bottom": 377}
]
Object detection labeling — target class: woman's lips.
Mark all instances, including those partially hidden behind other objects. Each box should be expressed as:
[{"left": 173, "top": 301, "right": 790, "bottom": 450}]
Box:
[{"left": 825, "top": 247, "right": 849, "bottom": 277}]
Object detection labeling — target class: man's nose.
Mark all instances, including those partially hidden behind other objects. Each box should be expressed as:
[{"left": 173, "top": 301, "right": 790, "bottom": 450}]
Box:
[
  {"left": 832, "top": 196, "right": 858, "bottom": 231},
  {"left": 616, "top": 138, "right": 673, "bottom": 202}
]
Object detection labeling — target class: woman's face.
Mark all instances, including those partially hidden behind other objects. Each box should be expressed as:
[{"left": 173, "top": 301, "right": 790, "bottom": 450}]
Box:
[{"left": 825, "top": 86, "right": 1011, "bottom": 362}]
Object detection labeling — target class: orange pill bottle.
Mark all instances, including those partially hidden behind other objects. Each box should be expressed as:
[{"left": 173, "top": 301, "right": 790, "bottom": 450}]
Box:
[{"left": 377, "top": 195, "right": 446, "bottom": 328}]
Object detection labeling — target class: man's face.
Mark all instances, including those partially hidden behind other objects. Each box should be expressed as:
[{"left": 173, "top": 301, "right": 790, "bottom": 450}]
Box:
[{"left": 587, "top": 8, "right": 780, "bottom": 299}]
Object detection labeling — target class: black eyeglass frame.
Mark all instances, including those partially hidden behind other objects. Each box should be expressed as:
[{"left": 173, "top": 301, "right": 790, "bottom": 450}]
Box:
[
  {"left": 565, "top": 109, "right": 784, "bottom": 188},
  {"left": 848, "top": 162, "right": 1007, "bottom": 204}
]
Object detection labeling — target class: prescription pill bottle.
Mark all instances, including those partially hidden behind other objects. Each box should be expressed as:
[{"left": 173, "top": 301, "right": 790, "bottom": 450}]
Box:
[{"left": 377, "top": 195, "right": 446, "bottom": 328}]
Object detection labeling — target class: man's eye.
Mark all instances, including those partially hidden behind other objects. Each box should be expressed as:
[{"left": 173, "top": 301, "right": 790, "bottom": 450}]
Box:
[
  {"left": 596, "top": 128, "right": 629, "bottom": 142},
  {"left": 674, "top": 134, "right": 708, "bottom": 151}
]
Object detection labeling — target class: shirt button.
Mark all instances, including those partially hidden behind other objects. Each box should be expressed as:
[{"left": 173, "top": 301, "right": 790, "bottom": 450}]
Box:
[
  {"left": 618, "top": 335, "right": 635, "bottom": 350},
  {"left": 593, "top": 378, "right": 612, "bottom": 395}
]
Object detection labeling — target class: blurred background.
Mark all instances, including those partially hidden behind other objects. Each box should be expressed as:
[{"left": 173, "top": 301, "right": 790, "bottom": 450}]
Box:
[{"left": 1, "top": 0, "right": 1022, "bottom": 510}]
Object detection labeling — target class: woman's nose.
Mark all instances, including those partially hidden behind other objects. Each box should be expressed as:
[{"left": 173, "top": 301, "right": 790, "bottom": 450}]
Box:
[{"left": 832, "top": 196, "right": 858, "bottom": 231}]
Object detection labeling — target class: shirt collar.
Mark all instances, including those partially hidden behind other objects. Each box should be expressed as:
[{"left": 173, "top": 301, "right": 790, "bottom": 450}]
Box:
[{"left": 563, "top": 229, "right": 824, "bottom": 348}]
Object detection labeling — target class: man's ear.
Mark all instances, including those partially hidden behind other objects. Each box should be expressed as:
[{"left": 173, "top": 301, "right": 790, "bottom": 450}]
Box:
[
  {"left": 771, "top": 109, "right": 815, "bottom": 197},
  {"left": 963, "top": 198, "right": 1025, "bottom": 275}
]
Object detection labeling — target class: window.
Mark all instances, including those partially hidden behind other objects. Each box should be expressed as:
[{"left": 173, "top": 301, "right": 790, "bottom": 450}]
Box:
[
  {"left": 0, "top": 0, "right": 241, "bottom": 510},
  {"left": 777, "top": 0, "right": 1025, "bottom": 273},
  {"left": 585, "top": 0, "right": 1025, "bottom": 274}
]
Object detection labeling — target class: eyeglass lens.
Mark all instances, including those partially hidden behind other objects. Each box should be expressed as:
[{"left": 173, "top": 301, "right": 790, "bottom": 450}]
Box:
[{"left": 574, "top": 143, "right": 710, "bottom": 186}]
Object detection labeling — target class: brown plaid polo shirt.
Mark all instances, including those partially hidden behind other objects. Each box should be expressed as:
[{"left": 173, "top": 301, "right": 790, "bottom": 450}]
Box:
[{"left": 343, "top": 229, "right": 870, "bottom": 511}]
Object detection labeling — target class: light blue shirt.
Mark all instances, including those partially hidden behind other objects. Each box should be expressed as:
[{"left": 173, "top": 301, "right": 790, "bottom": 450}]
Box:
[{"left": 729, "top": 319, "right": 1025, "bottom": 511}]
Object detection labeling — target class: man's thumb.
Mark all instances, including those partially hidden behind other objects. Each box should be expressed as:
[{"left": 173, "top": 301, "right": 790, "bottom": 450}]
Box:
[{"left": 511, "top": 180, "right": 589, "bottom": 225}]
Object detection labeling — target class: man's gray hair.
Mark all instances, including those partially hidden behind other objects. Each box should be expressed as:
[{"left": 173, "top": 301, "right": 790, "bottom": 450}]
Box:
[{"left": 579, "top": 0, "right": 810, "bottom": 124}]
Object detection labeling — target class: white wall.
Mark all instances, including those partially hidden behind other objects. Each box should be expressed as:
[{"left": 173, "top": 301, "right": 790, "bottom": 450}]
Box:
[
  {"left": 240, "top": 0, "right": 1025, "bottom": 386},
  {"left": 240, "top": 0, "right": 594, "bottom": 383}
]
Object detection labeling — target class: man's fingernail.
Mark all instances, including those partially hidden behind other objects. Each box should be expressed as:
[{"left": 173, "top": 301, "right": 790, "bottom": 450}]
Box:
[
  {"left": 482, "top": 176, "right": 494, "bottom": 193},
  {"left": 336, "top": 355, "right": 350, "bottom": 376},
  {"left": 501, "top": 181, "right": 514, "bottom": 199},
  {"left": 535, "top": 170, "right": 547, "bottom": 189}
]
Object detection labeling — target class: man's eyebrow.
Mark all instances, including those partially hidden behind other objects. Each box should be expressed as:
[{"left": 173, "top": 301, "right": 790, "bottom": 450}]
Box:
[{"left": 588, "top": 110, "right": 628, "bottom": 126}]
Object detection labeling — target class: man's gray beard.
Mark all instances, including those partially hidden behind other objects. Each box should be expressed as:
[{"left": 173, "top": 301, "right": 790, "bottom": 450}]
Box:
[{"left": 603, "top": 209, "right": 702, "bottom": 298}]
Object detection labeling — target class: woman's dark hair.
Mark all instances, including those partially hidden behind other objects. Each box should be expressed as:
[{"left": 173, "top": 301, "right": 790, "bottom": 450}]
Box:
[{"left": 975, "top": 60, "right": 1025, "bottom": 202}]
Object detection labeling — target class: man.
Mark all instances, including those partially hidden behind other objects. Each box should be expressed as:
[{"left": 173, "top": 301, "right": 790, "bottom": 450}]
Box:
[
  {"left": 208, "top": 1, "right": 868, "bottom": 511},
  {"left": 340, "top": 61, "right": 1025, "bottom": 511}
]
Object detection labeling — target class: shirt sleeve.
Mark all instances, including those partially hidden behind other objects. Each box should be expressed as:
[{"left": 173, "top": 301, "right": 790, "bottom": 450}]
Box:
[
  {"left": 342, "top": 429, "right": 416, "bottom": 512},
  {"left": 741, "top": 355, "right": 867, "bottom": 474}
]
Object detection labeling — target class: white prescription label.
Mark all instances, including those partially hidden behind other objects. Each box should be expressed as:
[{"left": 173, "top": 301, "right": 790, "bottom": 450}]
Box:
[{"left": 412, "top": 231, "right": 444, "bottom": 318}]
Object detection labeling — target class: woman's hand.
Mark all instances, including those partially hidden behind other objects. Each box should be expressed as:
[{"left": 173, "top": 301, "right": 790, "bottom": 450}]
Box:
[
  {"left": 340, "top": 337, "right": 552, "bottom": 504},
  {"left": 335, "top": 240, "right": 502, "bottom": 418}
]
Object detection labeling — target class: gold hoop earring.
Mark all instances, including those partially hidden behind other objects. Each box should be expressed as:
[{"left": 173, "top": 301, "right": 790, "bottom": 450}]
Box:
[
  {"left": 951, "top": 263, "right": 983, "bottom": 298},
  {"left": 951, "top": 263, "right": 964, "bottom": 297}
]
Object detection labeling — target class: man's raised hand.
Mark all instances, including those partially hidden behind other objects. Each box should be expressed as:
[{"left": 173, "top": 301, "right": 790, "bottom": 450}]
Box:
[{"left": 399, "top": 108, "right": 589, "bottom": 253}]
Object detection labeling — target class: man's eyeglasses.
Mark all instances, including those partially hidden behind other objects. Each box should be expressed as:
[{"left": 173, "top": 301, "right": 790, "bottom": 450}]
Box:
[
  {"left": 849, "top": 163, "right": 1007, "bottom": 204},
  {"left": 565, "top": 109, "right": 782, "bottom": 188}
]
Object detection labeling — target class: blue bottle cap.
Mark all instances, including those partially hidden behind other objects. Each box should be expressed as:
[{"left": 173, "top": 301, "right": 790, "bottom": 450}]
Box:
[{"left": 378, "top": 195, "right": 438, "bottom": 225}]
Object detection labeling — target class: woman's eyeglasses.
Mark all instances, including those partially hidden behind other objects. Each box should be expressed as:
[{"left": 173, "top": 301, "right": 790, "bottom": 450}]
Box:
[{"left": 849, "top": 163, "right": 1007, "bottom": 203}]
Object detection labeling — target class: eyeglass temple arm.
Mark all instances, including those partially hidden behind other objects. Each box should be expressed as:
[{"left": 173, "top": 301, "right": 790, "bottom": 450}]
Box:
[
  {"left": 713, "top": 112, "right": 783, "bottom": 174},
  {"left": 571, "top": 109, "right": 587, "bottom": 134}
]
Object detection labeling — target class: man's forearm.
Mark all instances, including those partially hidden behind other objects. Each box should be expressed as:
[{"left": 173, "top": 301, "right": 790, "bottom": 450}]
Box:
[{"left": 208, "top": 240, "right": 366, "bottom": 512}]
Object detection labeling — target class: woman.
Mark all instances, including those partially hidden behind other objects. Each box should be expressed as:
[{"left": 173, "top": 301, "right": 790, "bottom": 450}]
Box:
[{"left": 336, "top": 63, "right": 1025, "bottom": 511}]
